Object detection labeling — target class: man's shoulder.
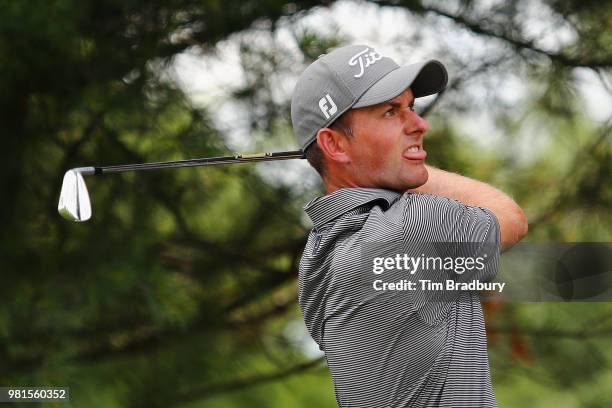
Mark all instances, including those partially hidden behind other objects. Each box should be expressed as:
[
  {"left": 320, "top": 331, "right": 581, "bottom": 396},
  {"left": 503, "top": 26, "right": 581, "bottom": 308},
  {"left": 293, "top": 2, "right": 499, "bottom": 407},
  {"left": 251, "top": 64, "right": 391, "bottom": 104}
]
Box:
[
  {"left": 401, "top": 192, "right": 496, "bottom": 218},
  {"left": 402, "top": 191, "right": 464, "bottom": 206},
  {"left": 304, "top": 189, "right": 501, "bottom": 242},
  {"left": 400, "top": 192, "right": 500, "bottom": 244},
  {"left": 303, "top": 188, "right": 402, "bottom": 229},
  {"left": 386, "top": 191, "right": 471, "bottom": 218}
]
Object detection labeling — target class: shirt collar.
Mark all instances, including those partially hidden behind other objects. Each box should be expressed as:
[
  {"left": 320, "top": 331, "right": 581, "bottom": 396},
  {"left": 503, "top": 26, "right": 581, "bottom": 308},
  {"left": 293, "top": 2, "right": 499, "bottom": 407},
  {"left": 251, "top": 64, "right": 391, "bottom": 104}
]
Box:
[{"left": 304, "top": 188, "right": 402, "bottom": 229}]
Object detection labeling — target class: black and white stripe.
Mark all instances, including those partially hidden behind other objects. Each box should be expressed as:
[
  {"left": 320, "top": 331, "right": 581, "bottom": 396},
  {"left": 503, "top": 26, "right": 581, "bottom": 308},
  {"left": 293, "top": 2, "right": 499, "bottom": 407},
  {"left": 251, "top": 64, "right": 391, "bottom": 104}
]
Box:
[{"left": 298, "top": 188, "right": 500, "bottom": 408}]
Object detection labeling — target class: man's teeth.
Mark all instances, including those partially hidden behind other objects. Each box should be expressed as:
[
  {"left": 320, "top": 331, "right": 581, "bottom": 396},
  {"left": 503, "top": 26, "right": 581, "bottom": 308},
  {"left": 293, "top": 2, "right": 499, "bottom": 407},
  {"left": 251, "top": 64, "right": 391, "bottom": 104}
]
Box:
[{"left": 407, "top": 146, "right": 419, "bottom": 153}]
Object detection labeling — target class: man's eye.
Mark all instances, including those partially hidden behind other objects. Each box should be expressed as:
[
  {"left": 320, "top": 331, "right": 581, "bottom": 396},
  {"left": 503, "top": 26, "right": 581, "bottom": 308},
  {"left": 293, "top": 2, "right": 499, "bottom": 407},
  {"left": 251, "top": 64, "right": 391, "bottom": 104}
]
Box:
[{"left": 383, "top": 108, "right": 395, "bottom": 117}]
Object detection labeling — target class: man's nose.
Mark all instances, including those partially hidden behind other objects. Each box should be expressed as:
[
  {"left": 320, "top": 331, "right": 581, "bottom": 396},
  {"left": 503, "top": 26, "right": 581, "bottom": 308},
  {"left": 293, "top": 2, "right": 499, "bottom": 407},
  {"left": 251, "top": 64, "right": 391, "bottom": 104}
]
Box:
[{"left": 402, "top": 109, "right": 429, "bottom": 134}]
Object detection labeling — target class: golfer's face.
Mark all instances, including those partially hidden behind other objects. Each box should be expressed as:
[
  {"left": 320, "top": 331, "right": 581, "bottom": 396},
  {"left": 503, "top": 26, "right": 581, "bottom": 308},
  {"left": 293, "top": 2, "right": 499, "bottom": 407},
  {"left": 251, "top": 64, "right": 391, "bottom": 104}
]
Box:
[{"left": 346, "top": 88, "right": 430, "bottom": 191}]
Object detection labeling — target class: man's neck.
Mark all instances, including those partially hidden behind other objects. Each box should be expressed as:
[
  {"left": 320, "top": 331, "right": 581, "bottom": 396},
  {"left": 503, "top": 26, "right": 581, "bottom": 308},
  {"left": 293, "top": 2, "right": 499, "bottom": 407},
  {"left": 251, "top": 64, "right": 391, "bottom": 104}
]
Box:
[{"left": 324, "top": 178, "right": 359, "bottom": 194}]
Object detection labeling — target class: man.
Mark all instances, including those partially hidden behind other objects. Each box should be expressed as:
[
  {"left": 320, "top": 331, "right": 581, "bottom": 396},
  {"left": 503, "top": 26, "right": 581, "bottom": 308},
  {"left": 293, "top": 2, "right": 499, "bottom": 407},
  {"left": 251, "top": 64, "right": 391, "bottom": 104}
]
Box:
[{"left": 291, "top": 44, "right": 528, "bottom": 407}]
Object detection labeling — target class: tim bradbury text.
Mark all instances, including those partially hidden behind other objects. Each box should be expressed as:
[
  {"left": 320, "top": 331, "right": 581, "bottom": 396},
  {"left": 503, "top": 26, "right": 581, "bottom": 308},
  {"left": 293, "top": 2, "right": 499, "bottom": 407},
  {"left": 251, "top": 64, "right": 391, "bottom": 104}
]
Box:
[{"left": 372, "top": 279, "right": 506, "bottom": 293}]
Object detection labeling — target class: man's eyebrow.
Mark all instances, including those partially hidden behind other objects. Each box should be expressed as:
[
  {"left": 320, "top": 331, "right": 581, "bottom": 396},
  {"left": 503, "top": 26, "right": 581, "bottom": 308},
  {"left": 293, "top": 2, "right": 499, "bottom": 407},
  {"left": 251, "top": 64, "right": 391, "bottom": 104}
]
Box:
[{"left": 381, "top": 99, "right": 415, "bottom": 109}]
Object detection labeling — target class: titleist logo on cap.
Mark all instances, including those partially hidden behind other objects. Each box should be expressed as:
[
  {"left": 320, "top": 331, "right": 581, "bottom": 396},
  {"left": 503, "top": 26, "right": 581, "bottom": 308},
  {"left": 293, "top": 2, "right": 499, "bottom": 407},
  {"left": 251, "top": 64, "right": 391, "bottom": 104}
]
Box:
[{"left": 348, "top": 47, "right": 384, "bottom": 78}]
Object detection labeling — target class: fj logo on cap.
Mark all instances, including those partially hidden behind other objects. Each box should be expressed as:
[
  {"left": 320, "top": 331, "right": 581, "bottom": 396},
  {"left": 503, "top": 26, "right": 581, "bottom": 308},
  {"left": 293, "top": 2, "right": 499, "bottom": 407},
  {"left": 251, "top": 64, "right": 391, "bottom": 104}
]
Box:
[
  {"left": 348, "top": 48, "right": 383, "bottom": 78},
  {"left": 319, "top": 94, "right": 337, "bottom": 119}
]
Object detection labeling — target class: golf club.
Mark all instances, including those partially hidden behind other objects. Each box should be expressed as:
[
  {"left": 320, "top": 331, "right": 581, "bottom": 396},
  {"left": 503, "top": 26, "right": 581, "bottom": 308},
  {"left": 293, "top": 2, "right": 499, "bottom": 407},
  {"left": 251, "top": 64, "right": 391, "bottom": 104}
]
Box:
[{"left": 58, "top": 150, "right": 305, "bottom": 222}]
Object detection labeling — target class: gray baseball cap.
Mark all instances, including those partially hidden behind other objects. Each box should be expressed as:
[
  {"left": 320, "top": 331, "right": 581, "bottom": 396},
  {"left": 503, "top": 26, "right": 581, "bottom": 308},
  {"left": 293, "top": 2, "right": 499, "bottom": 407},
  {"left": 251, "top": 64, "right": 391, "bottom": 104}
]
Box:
[{"left": 291, "top": 44, "right": 448, "bottom": 150}]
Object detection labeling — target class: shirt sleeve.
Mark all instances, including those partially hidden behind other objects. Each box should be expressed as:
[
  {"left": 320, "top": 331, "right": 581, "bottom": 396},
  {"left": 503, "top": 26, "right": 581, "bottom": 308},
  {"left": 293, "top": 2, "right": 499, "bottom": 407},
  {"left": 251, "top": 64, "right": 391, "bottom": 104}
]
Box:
[
  {"left": 400, "top": 193, "right": 501, "bottom": 324},
  {"left": 402, "top": 193, "right": 500, "bottom": 245}
]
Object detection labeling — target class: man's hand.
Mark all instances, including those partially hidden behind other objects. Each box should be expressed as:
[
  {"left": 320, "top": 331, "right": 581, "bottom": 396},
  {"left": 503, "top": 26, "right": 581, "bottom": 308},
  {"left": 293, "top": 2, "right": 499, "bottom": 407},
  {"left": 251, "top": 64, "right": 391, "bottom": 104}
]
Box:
[{"left": 408, "top": 165, "right": 528, "bottom": 252}]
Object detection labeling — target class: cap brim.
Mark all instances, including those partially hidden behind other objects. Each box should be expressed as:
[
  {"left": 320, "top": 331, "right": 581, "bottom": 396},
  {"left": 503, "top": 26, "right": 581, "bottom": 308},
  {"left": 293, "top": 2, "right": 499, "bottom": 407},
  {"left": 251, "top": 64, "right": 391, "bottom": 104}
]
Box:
[{"left": 353, "top": 60, "right": 448, "bottom": 108}]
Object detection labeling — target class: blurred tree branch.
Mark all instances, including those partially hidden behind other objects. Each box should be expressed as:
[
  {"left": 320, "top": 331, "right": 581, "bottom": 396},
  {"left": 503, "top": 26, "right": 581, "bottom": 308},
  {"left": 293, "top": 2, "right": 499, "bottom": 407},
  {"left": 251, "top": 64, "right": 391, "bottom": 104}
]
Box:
[
  {"left": 177, "top": 356, "right": 326, "bottom": 404},
  {"left": 421, "top": 5, "right": 612, "bottom": 69},
  {"left": 420, "top": 53, "right": 511, "bottom": 117},
  {"left": 374, "top": 1, "right": 612, "bottom": 69},
  {"left": 528, "top": 117, "right": 611, "bottom": 229}
]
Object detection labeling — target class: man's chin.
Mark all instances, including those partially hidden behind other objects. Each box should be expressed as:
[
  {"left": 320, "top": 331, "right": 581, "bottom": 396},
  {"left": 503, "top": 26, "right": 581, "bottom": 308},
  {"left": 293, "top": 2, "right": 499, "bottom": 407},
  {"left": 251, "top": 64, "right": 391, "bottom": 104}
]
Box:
[
  {"left": 388, "top": 178, "right": 428, "bottom": 193},
  {"left": 402, "top": 166, "right": 428, "bottom": 190}
]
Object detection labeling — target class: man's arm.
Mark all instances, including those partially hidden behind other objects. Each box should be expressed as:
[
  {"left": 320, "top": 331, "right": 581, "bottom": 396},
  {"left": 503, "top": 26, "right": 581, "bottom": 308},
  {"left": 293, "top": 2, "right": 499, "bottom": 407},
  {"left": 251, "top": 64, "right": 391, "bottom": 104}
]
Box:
[{"left": 408, "top": 165, "right": 528, "bottom": 252}]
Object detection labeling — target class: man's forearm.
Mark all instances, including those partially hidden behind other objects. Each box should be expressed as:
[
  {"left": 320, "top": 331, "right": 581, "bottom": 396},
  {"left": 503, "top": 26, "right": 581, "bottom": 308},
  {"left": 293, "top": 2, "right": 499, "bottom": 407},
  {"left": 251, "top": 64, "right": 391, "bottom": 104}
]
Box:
[{"left": 409, "top": 165, "right": 528, "bottom": 252}]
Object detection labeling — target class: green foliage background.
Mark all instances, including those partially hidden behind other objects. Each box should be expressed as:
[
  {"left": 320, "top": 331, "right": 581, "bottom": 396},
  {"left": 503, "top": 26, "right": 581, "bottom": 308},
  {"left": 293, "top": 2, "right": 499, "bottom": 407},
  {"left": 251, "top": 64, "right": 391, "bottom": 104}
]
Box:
[{"left": 0, "top": 0, "right": 610, "bottom": 407}]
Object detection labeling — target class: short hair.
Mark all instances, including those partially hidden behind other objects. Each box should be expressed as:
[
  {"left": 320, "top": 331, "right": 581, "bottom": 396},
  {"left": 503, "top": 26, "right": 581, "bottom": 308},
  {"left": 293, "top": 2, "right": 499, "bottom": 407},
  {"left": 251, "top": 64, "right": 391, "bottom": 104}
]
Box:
[{"left": 304, "top": 111, "right": 354, "bottom": 178}]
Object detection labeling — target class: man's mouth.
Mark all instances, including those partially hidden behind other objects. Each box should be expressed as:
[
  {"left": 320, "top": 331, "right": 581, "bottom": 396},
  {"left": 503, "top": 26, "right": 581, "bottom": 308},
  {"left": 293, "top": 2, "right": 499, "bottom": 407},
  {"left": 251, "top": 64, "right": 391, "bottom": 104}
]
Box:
[{"left": 403, "top": 145, "right": 427, "bottom": 161}]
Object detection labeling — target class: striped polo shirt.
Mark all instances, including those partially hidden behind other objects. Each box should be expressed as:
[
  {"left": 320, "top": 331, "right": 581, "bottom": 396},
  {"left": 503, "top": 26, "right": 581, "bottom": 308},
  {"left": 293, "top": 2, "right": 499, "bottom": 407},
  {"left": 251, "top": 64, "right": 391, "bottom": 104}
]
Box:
[{"left": 298, "top": 188, "right": 500, "bottom": 408}]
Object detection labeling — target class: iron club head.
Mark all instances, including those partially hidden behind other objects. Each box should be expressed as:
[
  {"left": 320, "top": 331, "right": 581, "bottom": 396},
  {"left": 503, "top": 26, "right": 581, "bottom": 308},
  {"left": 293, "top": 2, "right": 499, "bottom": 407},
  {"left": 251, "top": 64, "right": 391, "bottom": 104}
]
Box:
[
  {"left": 58, "top": 168, "right": 93, "bottom": 222},
  {"left": 56, "top": 151, "right": 304, "bottom": 223}
]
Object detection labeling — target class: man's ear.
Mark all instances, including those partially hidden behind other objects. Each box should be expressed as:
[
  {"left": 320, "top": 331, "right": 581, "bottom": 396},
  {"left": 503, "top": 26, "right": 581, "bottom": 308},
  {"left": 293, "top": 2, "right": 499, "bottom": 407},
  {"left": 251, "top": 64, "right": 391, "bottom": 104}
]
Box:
[{"left": 316, "top": 128, "right": 351, "bottom": 164}]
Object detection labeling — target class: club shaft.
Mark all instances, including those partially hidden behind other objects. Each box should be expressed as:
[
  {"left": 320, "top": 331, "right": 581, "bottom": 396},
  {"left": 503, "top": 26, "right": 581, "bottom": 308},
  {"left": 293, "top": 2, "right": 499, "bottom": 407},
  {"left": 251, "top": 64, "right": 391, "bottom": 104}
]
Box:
[{"left": 74, "top": 151, "right": 305, "bottom": 176}]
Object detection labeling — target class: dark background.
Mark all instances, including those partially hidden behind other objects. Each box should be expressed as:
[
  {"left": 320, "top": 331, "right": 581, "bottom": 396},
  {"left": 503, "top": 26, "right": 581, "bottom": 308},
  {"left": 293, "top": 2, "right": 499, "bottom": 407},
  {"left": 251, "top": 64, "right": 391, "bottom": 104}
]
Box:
[{"left": 1, "top": 0, "right": 610, "bottom": 406}]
